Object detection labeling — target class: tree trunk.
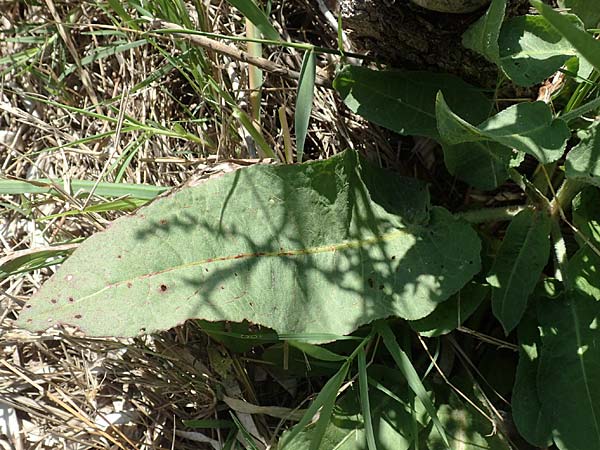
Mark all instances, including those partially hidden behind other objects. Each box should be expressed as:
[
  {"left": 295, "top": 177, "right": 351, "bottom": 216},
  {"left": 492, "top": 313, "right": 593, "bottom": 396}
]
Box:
[{"left": 339, "top": 0, "right": 531, "bottom": 87}]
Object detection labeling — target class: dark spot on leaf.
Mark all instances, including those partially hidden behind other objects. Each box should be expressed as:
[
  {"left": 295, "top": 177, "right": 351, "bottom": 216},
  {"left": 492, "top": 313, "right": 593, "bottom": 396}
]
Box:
[
  {"left": 140, "top": 328, "right": 146, "bottom": 333},
  {"left": 117, "top": 254, "right": 122, "bottom": 259},
  {"left": 256, "top": 252, "right": 266, "bottom": 256},
  {"left": 391, "top": 255, "right": 396, "bottom": 260},
  {"left": 50, "top": 299, "right": 57, "bottom": 304},
  {"left": 440, "top": 264, "right": 444, "bottom": 270},
  {"left": 159, "top": 219, "right": 167, "bottom": 225},
  {"left": 469, "top": 260, "right": 474, "bottom": 265},
  {"left": 206, "top": 258, "right": 214, "bottom": 263},
  {"left": 205, "top": 268, "right": 209, "bottom": 272},
  {"left": 159, "top": 284, "right": 168, "bottom": 292},
  {"left": 234, "top": 273, "right": 238, "bottom": 277},
  {"left": 249, "top": 302, "right": 254, "bottom": 306},
  {"left": 234, "top": 254, "right": 244, "bottom": 259},
  {"left": 25, "top": 304, "right": 32, "bottom": 309},
  {"left": 26, "top": 318, "right": 32, "bottom": 323},
  {"left": 127, "top": 282, "right": 133, "bottom": 288},
  {"left": 74, "top": 314, "right": 82, "bottom": 319},
  {"left": 367, "top": 278, "right": 374, "bottom": 288},
  {"left": 68, "top": 297, "right": 74, "bottom": 303},
  {"left": 379, "top": 284, "right": 385, "bottom": 290},
  {"left": 220, "top": 286, "right": 225, "bottom": 290}
]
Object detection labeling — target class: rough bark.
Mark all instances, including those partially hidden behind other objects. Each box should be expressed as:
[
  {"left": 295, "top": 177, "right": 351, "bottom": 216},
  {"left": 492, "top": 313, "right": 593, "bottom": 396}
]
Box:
[{"left": 340, "top": 0, "right": 531, "bottom": 87}]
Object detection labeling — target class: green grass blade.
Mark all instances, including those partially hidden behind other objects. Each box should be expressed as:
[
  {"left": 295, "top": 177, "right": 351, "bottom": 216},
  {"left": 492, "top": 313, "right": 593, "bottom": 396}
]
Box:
[
  {"left": 289, "top": 341, "right": 347, "bottom": 361},
  {"left": 532, "top": 0, "right": 600, "bottom": 72},
  {"left": 358, "top": 348, "right": 377, "bottom": 450},
  {"left": 280, "top": 362, "right": 349, "bottom": 449},
  {"left": 38, "top": 198, "right": 149, "bottom": 221},
  {"left": 226, "top": 0, "right": 280, "bottom": 40},
  {"left": 378, "top": 322, "right": 450, "bottom": 449},
  {"left": 0, "top": 178, "right": 166, "bottom": 200},
  {"left": 295, "top": 49, "right": 316, "bottom": 163},
  {"left": 0, "top": 245, "right": 78, "bottom": 280}
]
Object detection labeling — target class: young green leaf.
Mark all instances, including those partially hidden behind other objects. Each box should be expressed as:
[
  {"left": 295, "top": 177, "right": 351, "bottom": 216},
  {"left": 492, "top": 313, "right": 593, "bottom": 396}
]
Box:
[
  {"left": 498, "top": 15, "right": 578, "bottom": 86},
  {"left": 334, "top": 66, "right": 491, "bottom": 140},
  {"left": 295, "top": 49, "right": 316, "bottom": 163},
  {"left": 486, "top": 209, "right": 551, "bottom": 334},
  {"left": 378, "top": 322, "right": 450, "bottom": 449},
  {"left": 566, "top": 122, "right": 600, "bottom": 187},
  {"left": 442, "top": 141, "right": 518, "bottom": 190},
  {"left": 462, "top": 0, "right": 506, "bottom": 64},
  {"left": 226, "top": 0, "right": 280, "bottom": 40},
  {"left": 17, "top": 151, "right": 481, "bottom": 341},
  {"left": 511, "top": 308, "right": 553, "bottom": 447},
  {"left": 538, "top": 291, "right": 600, "bottom": 450},
  {"left": 436, "top": 92, "right": 570, "bottom": 164},
  {"left": 532, "top": 0, "right": 600, "bottom": 73}
]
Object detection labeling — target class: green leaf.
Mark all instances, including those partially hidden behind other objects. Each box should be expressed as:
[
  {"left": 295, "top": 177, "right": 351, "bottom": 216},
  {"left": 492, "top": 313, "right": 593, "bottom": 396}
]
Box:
[
  {"left": 573, "top": 187, "right": 600, "bottom": 245},
  {"left": 378, "top": 322, "right": 450, "bottom": 449},
  {"left": 334, "top": 66, "right": 491, "bottom": 140},
  {"left": 532, "top": 0, "right": 600, "bottom": 73},
  {"left": 462, "top": 0, "right": 506, "bottom": 64},
  {"left": 225, "top": 0, "right": 279, "bottom": 41},
  {"left": 442, "top": 141, "right": 517, "bottom": 190},
  {"left": 486, "top": 209, "right": 551, "bottom": 334},
  {"left": 566, "top": 122, "right": 600, "bottom": 187},
  {"left": 423, "top": 392, "right": 511, "bottom": 450},
  {"left": 511, "top": 308, "right": 553, "bottom": 447},
  {"left": 17, "top": 151, "right": 481, "bottom": 340},
  {"left": 358, "top": 349, "right": 377, "bottom": 450},
  {"left": 280, "top": 376, "right": 417, "bottom": 450},
  {"left": 538, "top": 291, "right": 600, "bottom": 450},
  {"left": 569, "top": 188, "right": 600, "bottom": 299},
  {"left": 436, "top": 93, "right": 570, "bottom": 164},
  {"left": 558, "top": 0, "right": 600, "bottom": 29},
  {"left": 498, "top": 15, "right": 578, "bottom": 86},
  {"left": 409, "top": 282, "right": 489, "bottom": 337},
  {"left": 295, "top": 49, "right": 316, "bottom": 163}
]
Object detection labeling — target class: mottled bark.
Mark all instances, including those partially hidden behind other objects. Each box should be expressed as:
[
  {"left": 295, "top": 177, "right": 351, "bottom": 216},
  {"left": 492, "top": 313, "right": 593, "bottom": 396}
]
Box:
[{"left": 340, "top": 0, "right": 531, "bottom": 87}]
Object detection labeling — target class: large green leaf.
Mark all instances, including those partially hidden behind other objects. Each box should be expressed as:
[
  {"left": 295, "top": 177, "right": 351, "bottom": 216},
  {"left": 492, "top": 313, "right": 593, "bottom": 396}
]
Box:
[
  {"left": 334, "top": 66, "right": 491, "bottom": 140},
  {"left": 462, "top": 0, "right": 506, "bottom": 64},
  {"left": 17, "top": 151, "right": 481, "bottom": 341},
  {"left": 532, "top": 0, "right": 600, "bottom": 73},
  {"left": 511, "top": 307, "right": 553, "bottom": 447},
  {"left": 487, "top": 209, "right": 551, "bottom": 334},
  {"left": 498, "top": 15, "right": 578, "bottom": 86},
  {"left": 538, "top": 291, "right": 600, "bottom": 450},
  {"left": 566, "top": 122, "right": 600, "bottom": 187},
  {"left": 436, "top": 93, "right": 570, "bottom": 164},
  {"left": 558, "top": 0, "right": 600, "bottom": 29},
  {"left": 409, "top": 281, "right": 488, "bottom": 337}
]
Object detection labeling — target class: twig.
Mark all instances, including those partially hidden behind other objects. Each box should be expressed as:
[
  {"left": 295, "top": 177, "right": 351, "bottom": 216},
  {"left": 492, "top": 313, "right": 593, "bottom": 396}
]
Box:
[{"left": 149, "top": 19, "right": 332, "bottom": 89}]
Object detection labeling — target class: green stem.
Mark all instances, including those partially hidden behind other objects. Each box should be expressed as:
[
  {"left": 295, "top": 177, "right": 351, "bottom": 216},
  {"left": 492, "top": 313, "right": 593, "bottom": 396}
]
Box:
[
  {"left": 456, "top": 205, "right": 531, "bottom": 224},
  {"left": 549, "top": 178, "right": 586, "bottom": 218}
]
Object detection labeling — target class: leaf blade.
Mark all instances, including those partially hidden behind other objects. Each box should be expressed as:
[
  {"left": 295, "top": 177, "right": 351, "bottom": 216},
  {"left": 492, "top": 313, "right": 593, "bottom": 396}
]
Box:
[{"left": 487, "top": 209, "right": 551, "bottom": 334}]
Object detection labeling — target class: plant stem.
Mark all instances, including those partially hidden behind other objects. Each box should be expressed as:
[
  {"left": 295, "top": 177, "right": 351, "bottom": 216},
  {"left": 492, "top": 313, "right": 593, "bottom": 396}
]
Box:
[
  {"left": 456, "top": 205, "right": 531, "bottom": 224},
  {"left": 549, "top": 178, "right": 586, "bottom": 218}
]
